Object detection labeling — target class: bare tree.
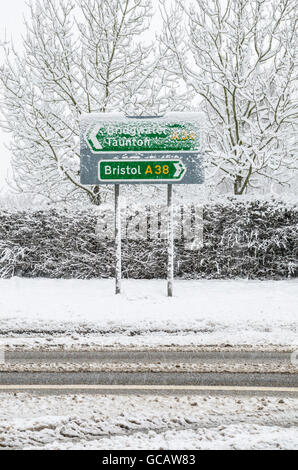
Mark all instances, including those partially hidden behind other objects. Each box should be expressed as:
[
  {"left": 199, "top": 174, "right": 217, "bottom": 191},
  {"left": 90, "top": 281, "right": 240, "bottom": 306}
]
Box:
[
  {"left": 161, "top": 0, "right": 298, "bottom": 194},
  {"left": 0, "top": 0, "right": 174, "bottom": 204}
]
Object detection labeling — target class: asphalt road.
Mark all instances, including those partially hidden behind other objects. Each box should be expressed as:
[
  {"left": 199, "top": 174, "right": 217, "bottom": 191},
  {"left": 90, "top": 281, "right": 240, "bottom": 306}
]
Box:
[
  {"left": 4, "top": 350, "right": 293, "bottom": 364},
  {"left": 0, "top": 371, "right": 297, "bottom": 386},
  {"left": 1, "top": 350, "right": 297, "bottom": 396}
]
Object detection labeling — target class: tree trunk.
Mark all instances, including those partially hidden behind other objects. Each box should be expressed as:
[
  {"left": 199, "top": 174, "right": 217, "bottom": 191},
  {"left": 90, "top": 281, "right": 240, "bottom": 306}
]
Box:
[
  {"left": 89, "top": 186, "right": 101, "bottom": 205},
  {"left": 233, "top": 165, "right": 253, "bottom": 195},
  {"left": 233, "top": 176, "right": 243, "bottom": 195}
]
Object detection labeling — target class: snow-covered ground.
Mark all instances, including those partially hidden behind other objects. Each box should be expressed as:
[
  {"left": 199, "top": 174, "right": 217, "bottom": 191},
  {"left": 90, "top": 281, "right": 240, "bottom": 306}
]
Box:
[
  {"left": 0, "top": 278, "right": 297, "bottom": 349},
  {"left": 0, "top": 393, "right": 297, "bottom": 450}
]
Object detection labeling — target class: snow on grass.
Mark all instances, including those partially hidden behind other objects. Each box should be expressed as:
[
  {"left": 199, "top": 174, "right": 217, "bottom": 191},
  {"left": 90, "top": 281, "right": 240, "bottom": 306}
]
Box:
[
  {"left": 0, "top": 278, "right": 297, "bottom": 349},
  {"left": 0, "top": 393, "right": 297, "bottom": 449}
]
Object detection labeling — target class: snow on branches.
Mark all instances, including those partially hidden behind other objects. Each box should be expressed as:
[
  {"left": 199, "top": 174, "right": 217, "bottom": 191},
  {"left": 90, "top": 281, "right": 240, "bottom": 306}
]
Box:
[
  {"left": 0, "top": 0, "right": 181, "bottom": 204},
  {"left": 161, "top": 0, "right": 298, "bottom": 194},
  {"left": 0, "top": 0, "right": 297, "bottom": 200}
]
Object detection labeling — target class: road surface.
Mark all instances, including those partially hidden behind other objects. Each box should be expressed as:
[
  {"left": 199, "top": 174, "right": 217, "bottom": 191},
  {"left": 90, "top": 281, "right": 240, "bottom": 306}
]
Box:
[
  {"left": 4, "top": 350, "right": 293, "bottom": 363},
  {"left": 0, "top": 350, "right": 297, "bottom": 395}
]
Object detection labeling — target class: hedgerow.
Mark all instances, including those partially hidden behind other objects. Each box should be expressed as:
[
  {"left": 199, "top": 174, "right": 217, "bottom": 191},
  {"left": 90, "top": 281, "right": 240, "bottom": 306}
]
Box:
[{"left": 0, "top": 199, "right": 297, "bottom": 279}]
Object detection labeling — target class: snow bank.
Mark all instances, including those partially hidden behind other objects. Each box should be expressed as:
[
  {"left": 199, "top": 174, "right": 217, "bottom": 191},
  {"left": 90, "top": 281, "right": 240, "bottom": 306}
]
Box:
[
  {"left": 0, "top": 393, "right": 297, "bottom": 449},
  {"left": 0, "top": 278, "right": 297, "bottom": 349}
]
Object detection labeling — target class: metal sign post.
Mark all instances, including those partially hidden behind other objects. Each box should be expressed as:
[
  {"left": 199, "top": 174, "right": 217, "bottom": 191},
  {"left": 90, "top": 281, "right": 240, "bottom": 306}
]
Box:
[
  {"left": 115, "top": 184, "right": 121, "bottom": 294},
  {"left": 80, "top": 112, "right": 204, "bottom": 297},
  {"left": 167, "top": 184, "right": 174, "bottom": 297}
]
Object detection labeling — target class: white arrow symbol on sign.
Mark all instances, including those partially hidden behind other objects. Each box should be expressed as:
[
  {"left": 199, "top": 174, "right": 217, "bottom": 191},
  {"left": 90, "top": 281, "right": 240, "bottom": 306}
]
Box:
[
  {"left": 87, "top": 124, "right": 103, "bottom": 151},
  {"left": 173, "top": 162, "right": 185, "bottom": 178}
]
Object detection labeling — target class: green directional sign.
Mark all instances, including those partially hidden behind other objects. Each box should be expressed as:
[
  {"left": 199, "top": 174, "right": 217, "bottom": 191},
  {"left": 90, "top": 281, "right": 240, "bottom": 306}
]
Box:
[
  {"left": 86, "top": 121, "right": 200, "bottom": 153},
  {"left": 80, "top": 113, "right": 204, "bottom": 185},
  {"left": 99, "top": 159, "right": 186, "bottom": 182}
]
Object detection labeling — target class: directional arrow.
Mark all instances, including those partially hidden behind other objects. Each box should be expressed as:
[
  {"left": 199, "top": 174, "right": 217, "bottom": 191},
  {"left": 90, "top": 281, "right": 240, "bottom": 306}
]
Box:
[
  {"left": 173, "top": 162, "right": 184, "bottom": 178},
  {"left": 86, "top": 124, "right": 103, "bottom": 151}
]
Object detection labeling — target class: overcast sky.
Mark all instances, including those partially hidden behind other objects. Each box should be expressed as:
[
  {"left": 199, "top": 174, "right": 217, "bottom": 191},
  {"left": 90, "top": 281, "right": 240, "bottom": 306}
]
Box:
[{"left": 0, "top": 0, "right": 26, "bottom": 188}]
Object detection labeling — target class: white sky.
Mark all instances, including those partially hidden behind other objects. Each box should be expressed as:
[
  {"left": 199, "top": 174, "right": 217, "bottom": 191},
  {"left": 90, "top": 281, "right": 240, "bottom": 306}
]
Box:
[{"left": 0, "top": 0, "right": 26, "bottom": 189}]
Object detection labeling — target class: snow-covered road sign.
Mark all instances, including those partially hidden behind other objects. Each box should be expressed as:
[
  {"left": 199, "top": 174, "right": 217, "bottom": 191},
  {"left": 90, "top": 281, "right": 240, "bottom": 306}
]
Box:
[
  {"left": 80, "top": 112, "right": 205, "bottom": 297},
  {"left": 80, "top": 113, "right": 204, "bottom": 185}
]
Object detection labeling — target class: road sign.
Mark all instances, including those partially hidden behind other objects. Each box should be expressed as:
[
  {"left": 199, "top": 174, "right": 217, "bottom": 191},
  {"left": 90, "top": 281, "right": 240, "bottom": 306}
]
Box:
[
  {"left": 98, "top": 159, "right": 186, "bottom": 182},
  {"left": 86, "top": 121, "right": 200, "bottom": 153},
  {"left": 80, "top": 112, "right": 205, "bottom": 298},
  {"left": 80, "top": 113, "right": 204, "bottom": 185}
]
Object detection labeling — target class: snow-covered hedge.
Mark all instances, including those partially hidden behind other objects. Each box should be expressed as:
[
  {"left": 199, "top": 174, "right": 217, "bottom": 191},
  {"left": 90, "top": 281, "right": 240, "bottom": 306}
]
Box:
[{"left": 0, "top": 199, "right": 297, "bottom": 279}]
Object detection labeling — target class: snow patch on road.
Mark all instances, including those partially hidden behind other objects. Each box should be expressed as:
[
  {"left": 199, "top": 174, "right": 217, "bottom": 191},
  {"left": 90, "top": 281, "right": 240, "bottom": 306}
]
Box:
[{"left": 0, "top": 362, "right": 296, "bottom": 373}]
